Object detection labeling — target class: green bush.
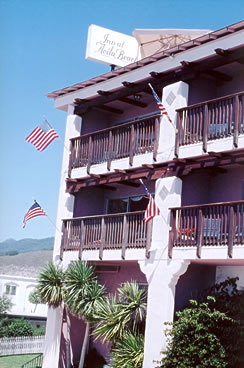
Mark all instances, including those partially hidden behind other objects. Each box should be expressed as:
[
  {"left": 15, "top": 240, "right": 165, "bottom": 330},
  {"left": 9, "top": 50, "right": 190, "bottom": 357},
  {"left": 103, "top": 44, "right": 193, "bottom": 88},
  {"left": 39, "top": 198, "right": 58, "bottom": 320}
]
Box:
[
  {"left": 0, "top": 318, "right": 34, "bottom": 337},
  {"left": 157, "top": 278, "right": 244, "bottom": 368}
]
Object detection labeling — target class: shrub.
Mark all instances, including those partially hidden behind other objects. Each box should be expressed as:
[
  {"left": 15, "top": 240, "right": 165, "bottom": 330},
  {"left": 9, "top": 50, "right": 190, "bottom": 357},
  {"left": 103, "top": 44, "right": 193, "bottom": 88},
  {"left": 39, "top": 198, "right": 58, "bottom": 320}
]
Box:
[
  {"left": 0, "top": 318, "right": 34, "bottom": 337},
  {"left": 157, "top": 278, "right": 244, "bottom": 368}
]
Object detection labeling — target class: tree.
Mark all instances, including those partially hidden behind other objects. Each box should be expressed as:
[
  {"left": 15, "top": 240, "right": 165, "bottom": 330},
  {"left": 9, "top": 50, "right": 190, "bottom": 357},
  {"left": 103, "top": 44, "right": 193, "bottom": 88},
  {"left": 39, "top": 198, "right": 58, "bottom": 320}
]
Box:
[
  {"left": 157, "top": 278, "right": 244, "bottom": 368},
  {"left": 64, "top": 260, "right": 105, "bottom": 368},
  {"left": 37, "top": 262, "right": 71, "bottom": 368},
  {"left": 0, "top": 295, "right": 12, "bottom": 315},
  {"left": 28, "top": 287, "right": 42, "bottom": 312},
  {"left": 93, "top": 281, "right": 147, "bottom": 368}
]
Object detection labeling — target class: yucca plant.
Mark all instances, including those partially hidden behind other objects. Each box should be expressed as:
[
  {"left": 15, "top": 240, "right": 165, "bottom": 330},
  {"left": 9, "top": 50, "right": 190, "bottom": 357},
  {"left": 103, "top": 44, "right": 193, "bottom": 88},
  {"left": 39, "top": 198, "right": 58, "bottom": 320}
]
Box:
[
  {"left": 93, "top": 281, "right": 147, "bottom": 367},
  {"left": 64, "top": 260, "right": 105, "bottom": 368},
  {"left": 110, "top": 331, "right": 144, "bottom": 368},
  {"left": 37, "top": 262, "right": 71, "bottom": 368}
]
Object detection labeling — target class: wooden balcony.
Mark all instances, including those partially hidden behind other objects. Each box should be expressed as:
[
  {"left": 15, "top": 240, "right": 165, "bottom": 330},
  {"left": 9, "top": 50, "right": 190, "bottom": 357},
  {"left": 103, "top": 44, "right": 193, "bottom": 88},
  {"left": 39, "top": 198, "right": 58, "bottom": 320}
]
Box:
[
  {"left": 68, "top": 113, "right": 160, "bottom": 176},
  {"left": 169, "top": 200, "right": 244, "bottom": 258},
  {"left": 60, "top": 211, "right": 152, "bottom": 260},
  {"left": 175, "top": 91, "right": 244, "bottom": 156}
]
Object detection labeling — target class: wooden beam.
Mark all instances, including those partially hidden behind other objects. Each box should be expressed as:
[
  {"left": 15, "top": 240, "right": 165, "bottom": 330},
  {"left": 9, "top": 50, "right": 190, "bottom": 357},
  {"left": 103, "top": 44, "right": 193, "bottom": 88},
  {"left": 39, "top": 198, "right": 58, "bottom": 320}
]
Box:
[
  {"left": 122, "top": 81, "right": 137, "bottom": 88},
  {"left": 114, "top": 169, "right": 128, "bottom": 174},
  {"left": 119, "top": 96, "right": 147, "bottom": 108},
  {"left": 142, "top": 164, "right": 155, "bottom": 169},
  {"left": 181, "top": 60, "right": 232, "bottom": 81},
  {"left": 99, "top": 184, "right": 117, "bottom": 191},
  {"left": 89, "top": 173, "right": 101, "bottom": 178},
  {"left": 208, "top": 151, "right": 224, "bottom": 158},
  {"left": 94, "top": 105, "right": 123, "bottom": 115},
  {"left": 97, "top": 90, "right": 112, "bottom": 96},
  {"left": 118, "top": 180, "right": 140, "bottom": 188},
  {"left": 215, "top": 48, "right": 230, "bottom": 57},
  {"left": 150, "top": 71, "right": 161, "bottom": 79}
]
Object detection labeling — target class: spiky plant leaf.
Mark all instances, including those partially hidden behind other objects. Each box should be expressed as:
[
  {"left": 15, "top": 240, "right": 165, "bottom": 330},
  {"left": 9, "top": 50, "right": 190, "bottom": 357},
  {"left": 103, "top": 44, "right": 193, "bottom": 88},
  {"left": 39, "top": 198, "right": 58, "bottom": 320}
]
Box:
[
  {"left": 110, "top": 331, "right": 144, "bottom": 368},
  {"left": 93, "top": 295, "right": 129, "bottom": 343},
  {"left": 37, "top": 262, "right": 65, "bottom": 308},
  {"left": 64, "top": 260, "right": 105, "bottom": 321}
]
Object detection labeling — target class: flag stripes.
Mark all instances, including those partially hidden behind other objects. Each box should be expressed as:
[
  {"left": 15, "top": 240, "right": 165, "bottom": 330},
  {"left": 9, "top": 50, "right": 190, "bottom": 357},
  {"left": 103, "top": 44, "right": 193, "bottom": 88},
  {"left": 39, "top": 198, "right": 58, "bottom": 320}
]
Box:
[
  {"left": 144, "top": 194, "right": 160, "bottom": 223},
  {"left": 139, "top": 179, "right": 160, "bottom": 223},
  {"left": 148, "top": 83, "right": 172, "bottom": 123},
  {"left": 23, "top": 201, "right": 46, "bottom": 228},
  {"left": 26, "top": 120, "right": 58, "bottom": 151}
]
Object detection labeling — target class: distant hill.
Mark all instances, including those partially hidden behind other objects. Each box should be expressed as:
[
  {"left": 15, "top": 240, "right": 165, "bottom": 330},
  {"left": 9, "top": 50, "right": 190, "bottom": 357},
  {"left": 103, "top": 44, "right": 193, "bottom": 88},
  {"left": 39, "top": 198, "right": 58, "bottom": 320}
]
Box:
[
  {"left": 0, "top": 237, "right": 54, "bottom": 256},
  {"left": 0, "top": 250, "right": 53, "bottom": 277}
]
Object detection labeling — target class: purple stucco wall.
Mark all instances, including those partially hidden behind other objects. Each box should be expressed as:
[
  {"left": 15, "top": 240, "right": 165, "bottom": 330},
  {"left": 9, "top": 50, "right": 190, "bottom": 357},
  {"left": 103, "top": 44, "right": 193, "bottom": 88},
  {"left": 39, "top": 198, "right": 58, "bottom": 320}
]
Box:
[
  {"left": 74, "top": 179, "right": 156, "bottom": 217},
  {"left": 59, "top": 261, "right": 146, "bottom": 366},
  {"left": 182, "top": 166, "right": 244, "bottom": 206},
  {"left": 175, "top": 263, "right": 216, "bottom": 312}
]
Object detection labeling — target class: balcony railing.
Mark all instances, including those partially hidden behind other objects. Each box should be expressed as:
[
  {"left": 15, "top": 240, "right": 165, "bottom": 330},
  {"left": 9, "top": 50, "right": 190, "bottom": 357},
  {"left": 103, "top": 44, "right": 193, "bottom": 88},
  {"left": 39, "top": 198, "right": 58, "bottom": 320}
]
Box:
[
  {"left": 60, "top": 211, "right": 152, "bottom": 260},
  {"left": 68, "top": 113, "right": 160, "bottom": 175},
  {"left": 169, "top": 200, "right": 244, "bottom": 258},
  {"left": 175, "top": 91, "right": 244, "bottom": 156}
]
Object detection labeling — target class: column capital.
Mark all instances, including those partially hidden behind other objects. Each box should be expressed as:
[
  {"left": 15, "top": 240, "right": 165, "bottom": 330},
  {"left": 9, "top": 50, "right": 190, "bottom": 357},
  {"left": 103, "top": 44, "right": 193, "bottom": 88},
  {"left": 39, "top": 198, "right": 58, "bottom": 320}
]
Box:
[{"left": 138, "top": 259, "right": 190, "bottom": 286}]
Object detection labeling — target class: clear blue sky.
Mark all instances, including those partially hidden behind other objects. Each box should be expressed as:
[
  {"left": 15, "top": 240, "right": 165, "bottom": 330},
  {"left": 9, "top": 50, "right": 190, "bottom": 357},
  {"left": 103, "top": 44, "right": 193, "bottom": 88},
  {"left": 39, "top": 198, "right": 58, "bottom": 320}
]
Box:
[{"left": 0, "top": 0, "right": 243, "bottom": 242}]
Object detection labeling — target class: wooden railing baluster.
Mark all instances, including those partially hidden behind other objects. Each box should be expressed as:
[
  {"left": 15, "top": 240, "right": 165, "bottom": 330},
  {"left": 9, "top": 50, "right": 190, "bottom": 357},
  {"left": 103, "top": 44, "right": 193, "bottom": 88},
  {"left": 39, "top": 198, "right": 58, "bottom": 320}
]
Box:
[
  {"left": 203, "top": 103, "right": 209, "bottom": 152},
  {"left": 153, "top": 117, "right": 160, "bottom": 161},
  {"left": 78, "top": 219, "right": 84, "bottom": 260},
  {"left": 87, "top": 136, "right": 93, "bottom": 175},
  {"left": 234, "top": 95, "right": 240, "bottom": 147},
  {"left": 129, "top": 123, "right": 136, "bottom": 166}
]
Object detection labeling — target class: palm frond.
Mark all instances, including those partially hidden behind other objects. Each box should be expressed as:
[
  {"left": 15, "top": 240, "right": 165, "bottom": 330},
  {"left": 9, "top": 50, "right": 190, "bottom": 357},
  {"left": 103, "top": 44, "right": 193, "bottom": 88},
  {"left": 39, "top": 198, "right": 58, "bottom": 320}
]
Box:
[
  {"left": 110, "top": 331, "right": 144, "bottom": 368},
  {"left": 37, "top": 262, "right": 65, "bottom": 307}
]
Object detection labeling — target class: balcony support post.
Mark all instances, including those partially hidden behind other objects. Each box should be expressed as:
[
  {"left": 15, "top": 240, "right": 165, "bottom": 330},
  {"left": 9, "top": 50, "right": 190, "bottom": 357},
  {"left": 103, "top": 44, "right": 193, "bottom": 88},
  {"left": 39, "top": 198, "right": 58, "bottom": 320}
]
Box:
[
  {"left": 228, "top": 206, "right": 235, "bottom": 258},
  {"left": 233, "top": 95, "right": 240, "bottom": 148},
  {"left": 60, "top": 221, "right": 66, "bottom": 260},
  {"left": 121, "top": 214, "right": 129, "bottom": 259},
  {"left": 68, "top": 140, "right": 74, "bottom": 178},
  {"left": 203, "top": 103, "right": 209, "bottom": 152},
  {"left": 78, "top": 220, "right": 85, "bottom": 260},
  {"left": 99, "top": 217, "right": 106, "bottom": 260},
  {"left": 168, "top": 210, "right": 176, "bottom": 258},
  {"left": 87, "top": 136, "right": 93, "bottom": 175},
  {"left": 196, "top": 209, "right": 203, "bottom": 258}
]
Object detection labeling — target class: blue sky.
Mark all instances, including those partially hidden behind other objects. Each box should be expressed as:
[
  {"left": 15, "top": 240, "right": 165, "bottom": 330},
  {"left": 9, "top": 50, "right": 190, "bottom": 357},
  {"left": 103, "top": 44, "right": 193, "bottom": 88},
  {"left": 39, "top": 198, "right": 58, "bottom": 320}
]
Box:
[{"left": 0, "top": 0, "right": 243, "bottom": 242}]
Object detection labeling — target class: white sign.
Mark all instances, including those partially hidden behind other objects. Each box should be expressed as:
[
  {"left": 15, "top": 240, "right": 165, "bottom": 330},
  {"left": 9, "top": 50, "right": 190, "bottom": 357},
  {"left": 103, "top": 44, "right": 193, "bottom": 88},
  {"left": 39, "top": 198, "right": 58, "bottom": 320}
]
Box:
[{"left": 86, "top": 24, "right": 141, "bottom": 67}]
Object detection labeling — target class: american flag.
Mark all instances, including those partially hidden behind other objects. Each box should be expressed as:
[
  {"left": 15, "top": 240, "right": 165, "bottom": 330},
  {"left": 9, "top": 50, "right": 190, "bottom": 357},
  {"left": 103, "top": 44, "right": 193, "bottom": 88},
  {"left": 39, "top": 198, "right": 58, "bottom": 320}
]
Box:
[
  {"left": 148, "top": 83, "right": 172, "bottom": 123},
  {"left": 23, "top": 201, "right": 46, "bottom": 228},
  {"left": 144, "top": 194, "right": 160, "bottom": 223},
  {"left": 139, "top": 179, "right": 160, "bottom": 223},
  {"left": 26, "top": 119, "right": 58, "bottom": 151}
]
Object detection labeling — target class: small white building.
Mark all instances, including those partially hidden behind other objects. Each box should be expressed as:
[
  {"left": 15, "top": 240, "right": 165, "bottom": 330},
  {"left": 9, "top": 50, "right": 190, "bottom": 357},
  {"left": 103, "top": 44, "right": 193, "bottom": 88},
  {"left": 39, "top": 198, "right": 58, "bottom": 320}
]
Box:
[{"left": 0, "top": 250, "right": 51, "bottom": 328}]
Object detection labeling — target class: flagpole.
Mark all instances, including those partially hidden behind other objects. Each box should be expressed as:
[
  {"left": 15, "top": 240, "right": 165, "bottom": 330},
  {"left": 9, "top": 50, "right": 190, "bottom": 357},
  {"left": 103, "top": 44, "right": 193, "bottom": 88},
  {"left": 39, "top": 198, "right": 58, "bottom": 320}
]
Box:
[
  {"left": 33, "top": 198, "right": 62, "bottom": 235},
  {"left": 43, "top": 115, "right": 70, "bottom": 152}
]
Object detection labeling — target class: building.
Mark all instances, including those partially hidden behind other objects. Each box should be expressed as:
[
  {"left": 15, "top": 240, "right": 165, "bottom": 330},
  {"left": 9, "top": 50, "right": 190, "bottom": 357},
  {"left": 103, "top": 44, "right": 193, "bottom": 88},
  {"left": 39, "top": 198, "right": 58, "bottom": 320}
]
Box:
[
  {"left": 43, "top": 20, "right": 244, "bottom": 368},
  {"left": 0, "top": 251, "right": 51, "bottom": 328}
]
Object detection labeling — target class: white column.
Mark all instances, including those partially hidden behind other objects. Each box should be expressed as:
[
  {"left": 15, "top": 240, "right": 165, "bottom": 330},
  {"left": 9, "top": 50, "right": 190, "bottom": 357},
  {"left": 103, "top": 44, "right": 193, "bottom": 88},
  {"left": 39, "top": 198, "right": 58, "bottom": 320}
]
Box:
[
  {"left": 42, "top": 306, "right": 63, "bottom": 368},
  {"left": 157, "top": 81, "right": 189, "bottom": 162},
  {"left": 139, "top": 259, "right": 190, "bottom": 368},
  {"left": 53, "top": 105, "right": 82, "bottom": 262},
  {"left": 43, "top": 106, "right": 82, "bottom": 368},
  {"left": 151, "top": 176, "right": 182, "bottom": 252}
]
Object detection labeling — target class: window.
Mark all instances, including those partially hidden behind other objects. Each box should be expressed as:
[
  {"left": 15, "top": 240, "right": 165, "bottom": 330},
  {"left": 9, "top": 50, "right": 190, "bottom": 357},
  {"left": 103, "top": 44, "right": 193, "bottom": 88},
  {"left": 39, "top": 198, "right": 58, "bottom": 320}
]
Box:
[
  {"left": 5, "top": 284, "right": 17, "bottom": 295},
  {"left": 107, "top": 195, "right": 149, "bottom": 214}
]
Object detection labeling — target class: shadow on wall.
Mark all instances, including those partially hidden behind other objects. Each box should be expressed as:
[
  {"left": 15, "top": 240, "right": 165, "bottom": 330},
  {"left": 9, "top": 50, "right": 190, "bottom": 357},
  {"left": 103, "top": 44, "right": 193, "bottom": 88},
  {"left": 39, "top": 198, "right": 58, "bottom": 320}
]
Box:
[{"left": 175, "top": 263, "right": 216, "bottom": 314}]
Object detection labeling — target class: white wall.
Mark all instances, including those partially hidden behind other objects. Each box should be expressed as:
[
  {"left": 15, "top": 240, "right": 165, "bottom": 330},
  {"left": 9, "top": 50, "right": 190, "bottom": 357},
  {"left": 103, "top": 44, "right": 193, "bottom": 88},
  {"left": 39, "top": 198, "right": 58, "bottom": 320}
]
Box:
[{"left": 0, "top": 275, "right": 47, "bottom": 318}]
